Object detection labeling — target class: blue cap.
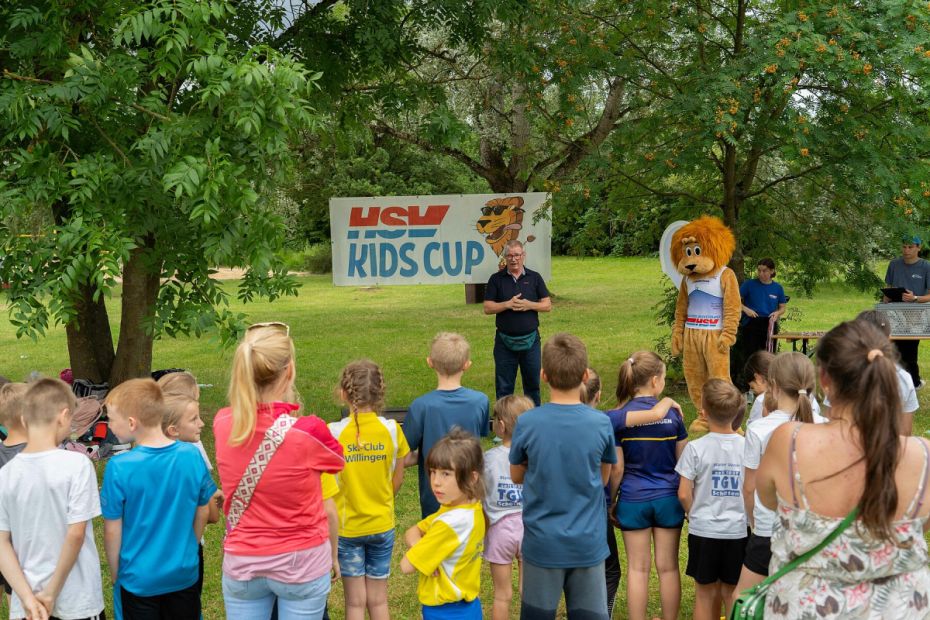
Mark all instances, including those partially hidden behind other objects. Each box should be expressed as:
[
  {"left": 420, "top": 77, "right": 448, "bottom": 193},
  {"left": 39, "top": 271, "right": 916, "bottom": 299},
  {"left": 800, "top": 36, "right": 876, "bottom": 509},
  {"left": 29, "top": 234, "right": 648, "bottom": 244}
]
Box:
[{"left": 904, "top": 234, "right": 923, "bottom": 246}]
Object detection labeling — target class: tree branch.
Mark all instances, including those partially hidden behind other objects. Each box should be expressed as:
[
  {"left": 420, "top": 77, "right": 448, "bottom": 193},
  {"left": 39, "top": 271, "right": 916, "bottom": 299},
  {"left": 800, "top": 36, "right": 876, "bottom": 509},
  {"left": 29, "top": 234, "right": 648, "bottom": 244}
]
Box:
[
  {"left": 373, "top": 120, "right": 492, "bottom": 182},
  {"left": 614, "top": 168, "right": 717, "bottom": 205},
  {"left": 3, "top": 70, "right": 53, "bottom": 84},
  {"left": 130, "top": 103, "right": 170, "bottom": 122},
  {"left": 90, "top": 118, "right": 130, "bottom": 166},
  {"left": 742, "top": 164, "right": 824, "bottom": 200},
  {"left": 534, "top": 79, "right": 628, "bottom": 181}
]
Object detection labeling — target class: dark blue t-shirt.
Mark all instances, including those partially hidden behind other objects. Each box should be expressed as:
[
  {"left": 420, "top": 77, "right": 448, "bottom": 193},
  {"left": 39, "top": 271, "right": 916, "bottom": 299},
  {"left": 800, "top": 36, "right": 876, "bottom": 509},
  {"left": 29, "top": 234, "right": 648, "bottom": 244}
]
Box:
[
  {"left": 510, "top": 403, "right": 617, "bottom": 568},
  {"left": 485, "top": 267, "right": 550, "bottom": 336},
  {"left": 101, "top": 441, "right": 217, "bottom": 596},
  {"left": 607, "top": 396, "right": 687, "bottom": 503},
  {"left": 403, "top": 387, "right": 490, "bottom": 517},
  {"left": 739, "top": 279, "right": 787, "bottom": 324}
]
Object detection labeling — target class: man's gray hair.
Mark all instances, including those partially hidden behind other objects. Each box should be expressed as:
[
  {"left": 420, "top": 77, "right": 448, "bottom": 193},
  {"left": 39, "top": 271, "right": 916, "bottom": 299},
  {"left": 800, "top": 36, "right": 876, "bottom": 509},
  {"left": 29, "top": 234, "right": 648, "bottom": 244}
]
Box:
[{"left": 504, "top": 239, "right": 524, "bottom": 253}]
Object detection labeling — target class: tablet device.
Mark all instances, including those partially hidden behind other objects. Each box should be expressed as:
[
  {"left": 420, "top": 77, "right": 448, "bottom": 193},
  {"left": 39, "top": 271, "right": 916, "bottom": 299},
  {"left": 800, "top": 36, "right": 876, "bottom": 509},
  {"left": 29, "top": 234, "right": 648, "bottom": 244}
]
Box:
[{"left": 882, "top": 287, "right": 907, "bottom": 302}]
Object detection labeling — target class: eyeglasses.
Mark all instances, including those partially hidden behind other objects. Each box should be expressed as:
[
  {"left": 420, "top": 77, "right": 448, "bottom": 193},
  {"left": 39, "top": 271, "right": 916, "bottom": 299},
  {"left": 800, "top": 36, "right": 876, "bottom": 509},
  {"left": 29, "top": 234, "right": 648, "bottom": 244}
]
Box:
[
  {"left": 247, "top": 321, "right": 290, "bottom": 336},
  {"left": 505, "top": 253, "right": 524, "bottom": 260}
]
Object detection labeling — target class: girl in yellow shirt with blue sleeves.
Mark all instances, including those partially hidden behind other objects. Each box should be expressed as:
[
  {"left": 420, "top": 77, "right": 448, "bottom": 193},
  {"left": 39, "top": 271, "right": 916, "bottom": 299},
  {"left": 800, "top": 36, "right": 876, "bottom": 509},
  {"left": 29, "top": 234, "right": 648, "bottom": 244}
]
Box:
[
  {"left": 328, "top": 360, "right": 410, "bottom": 620},
  {"left": 401, "top": 429, "right": 486, "bottom": 619}
]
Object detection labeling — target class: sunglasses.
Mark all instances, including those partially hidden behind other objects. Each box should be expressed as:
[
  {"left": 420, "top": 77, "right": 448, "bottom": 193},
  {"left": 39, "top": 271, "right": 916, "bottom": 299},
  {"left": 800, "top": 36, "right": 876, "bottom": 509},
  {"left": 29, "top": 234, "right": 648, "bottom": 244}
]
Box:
[
  {"left": 481, "top": 204, "right": 511, "bottom": 216},
  {"left": 247, "top": 321, "right": 290, "bottom": 336}
]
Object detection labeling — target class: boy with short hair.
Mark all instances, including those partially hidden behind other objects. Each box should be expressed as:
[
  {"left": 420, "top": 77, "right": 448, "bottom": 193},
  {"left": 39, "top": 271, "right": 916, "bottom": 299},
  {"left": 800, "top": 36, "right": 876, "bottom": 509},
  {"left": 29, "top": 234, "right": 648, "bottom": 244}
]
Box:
[
  {"left": 509, "top": 333, "right": 616, "bottom": 619},
  {"left": 676, "top": 379, "right": 748, "bottom": 620},
  {"left": 0, "top": 378, "right": 105, "bottom": 620},
  {"left": 0, "top": 382, "right": 28, "bottom": 601},
  {"left": 0, "top": 382, "right": 28, "bottom": 469},
  {"left": 101, "top": 378, "right": 216, "bottom": 619},
  {"left": 404, "top": 332, "right": 490, "bottom": 518}
]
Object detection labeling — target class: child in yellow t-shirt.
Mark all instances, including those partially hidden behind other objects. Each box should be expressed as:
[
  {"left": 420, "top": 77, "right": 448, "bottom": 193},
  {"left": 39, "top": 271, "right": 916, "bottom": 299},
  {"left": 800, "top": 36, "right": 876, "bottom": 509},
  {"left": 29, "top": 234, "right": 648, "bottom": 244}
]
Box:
[
  {"left": 401, "top": 429, "right": 485, "bottom": 619},
  {"left": 328, "top": 360, "right": 409, "bottom": 620}
]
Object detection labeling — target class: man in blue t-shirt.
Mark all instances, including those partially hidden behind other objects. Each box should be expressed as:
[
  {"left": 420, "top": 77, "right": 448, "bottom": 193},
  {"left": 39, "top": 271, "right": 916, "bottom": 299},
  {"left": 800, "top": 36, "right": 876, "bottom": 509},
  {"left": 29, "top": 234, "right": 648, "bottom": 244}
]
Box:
[
  {"left": 733, "top": 258, "right": 787, "bottom": 388},
  {"left": 884, "top": 235, "right": 930, "bottom": 388},
  {"left": 483, "top": 240, "right": 552, "bottom": 406},
  {"left": 510, "top": 333, "right": 616, "bottom": 619}
]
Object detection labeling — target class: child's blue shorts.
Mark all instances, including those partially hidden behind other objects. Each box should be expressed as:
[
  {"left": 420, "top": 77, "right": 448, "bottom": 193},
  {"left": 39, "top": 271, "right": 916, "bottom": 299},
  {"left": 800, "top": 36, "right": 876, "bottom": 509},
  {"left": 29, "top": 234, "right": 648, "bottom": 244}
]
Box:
[
  {"left": 615, "top": 495, "right": 684, "bottom": 531},
  {"left": 337, "top": 529, "right": 395, "bottom": 579},
  {"left": 422, "top": 598, "right": 481, "bottom": 619}
]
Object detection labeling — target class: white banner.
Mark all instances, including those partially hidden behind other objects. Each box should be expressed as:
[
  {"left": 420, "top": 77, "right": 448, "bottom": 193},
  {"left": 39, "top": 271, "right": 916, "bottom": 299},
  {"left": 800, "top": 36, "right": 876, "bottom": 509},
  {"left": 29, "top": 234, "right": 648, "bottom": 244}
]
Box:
[{"left": 330, "top": 193, "right": 552, "bottom": 286}]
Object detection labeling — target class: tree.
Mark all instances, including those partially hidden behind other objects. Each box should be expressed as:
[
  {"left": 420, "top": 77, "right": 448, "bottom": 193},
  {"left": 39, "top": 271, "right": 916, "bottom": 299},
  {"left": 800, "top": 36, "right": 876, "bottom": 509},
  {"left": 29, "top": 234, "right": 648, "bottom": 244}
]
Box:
[
  {"left": 0, "top": 0, "right": 319, "bottom": 385},
  {"left": 606, "top": 0, "right": 930, "bottom": 287},
  {"left": 369, "top": 1, "right": 637, "bottom": 194}
]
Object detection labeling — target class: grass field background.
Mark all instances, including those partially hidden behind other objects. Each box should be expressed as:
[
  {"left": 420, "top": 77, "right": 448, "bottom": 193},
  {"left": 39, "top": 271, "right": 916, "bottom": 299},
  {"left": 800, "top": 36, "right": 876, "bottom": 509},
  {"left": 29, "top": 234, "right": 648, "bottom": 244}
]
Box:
[{"left": 1, "top": 256, "right": 926, "bottom": 618}]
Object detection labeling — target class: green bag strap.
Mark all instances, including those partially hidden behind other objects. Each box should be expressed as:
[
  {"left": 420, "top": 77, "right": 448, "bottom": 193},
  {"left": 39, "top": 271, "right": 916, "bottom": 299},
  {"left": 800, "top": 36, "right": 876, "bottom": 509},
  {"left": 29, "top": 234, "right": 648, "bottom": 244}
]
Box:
[{"left": 758, "top": 506, "right": 859, "bottom": 587}]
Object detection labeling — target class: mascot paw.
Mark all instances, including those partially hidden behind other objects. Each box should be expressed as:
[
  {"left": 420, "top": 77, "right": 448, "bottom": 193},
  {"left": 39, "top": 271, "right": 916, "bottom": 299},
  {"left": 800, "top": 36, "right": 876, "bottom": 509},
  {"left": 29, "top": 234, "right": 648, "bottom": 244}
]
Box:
[
  {"left": 671, "top": 334, "right": 682, "bottom": 357},
  {"left": 716, "top": 335, "right": 734, "bottom": 354}
]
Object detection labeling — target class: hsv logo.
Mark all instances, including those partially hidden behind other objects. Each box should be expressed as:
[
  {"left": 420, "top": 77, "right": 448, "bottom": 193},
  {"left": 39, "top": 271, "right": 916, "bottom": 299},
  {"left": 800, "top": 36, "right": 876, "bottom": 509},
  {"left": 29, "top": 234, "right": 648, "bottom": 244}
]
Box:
[{"left": 349, "top": 205, "right": 450, "bottom": 227}]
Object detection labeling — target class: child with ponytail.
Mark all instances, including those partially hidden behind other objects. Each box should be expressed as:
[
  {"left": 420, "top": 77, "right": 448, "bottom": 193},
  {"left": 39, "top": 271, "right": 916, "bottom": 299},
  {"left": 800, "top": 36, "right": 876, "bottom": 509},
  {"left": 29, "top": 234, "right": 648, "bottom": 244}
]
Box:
[
  {"left": 328, "top": 360, "right": 409, "bottom": 620},
  {"left": 735, "top": 351, "right": 826, "bottom": 597},
  {"left": 608, "top": 351, "right": 688, "bottom": 620},
  {"left": 213, "top": 323, "right": 345, "bottom": 619},
  {"left": 754, "top": 320, "right": 930, "bottom": 618}
]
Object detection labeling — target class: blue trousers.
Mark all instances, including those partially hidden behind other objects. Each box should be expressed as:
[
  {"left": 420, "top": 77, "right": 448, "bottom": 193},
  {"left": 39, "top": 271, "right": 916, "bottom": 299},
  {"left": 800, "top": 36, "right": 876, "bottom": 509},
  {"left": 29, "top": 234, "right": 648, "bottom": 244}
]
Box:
[{"left": 494, "top": 331, "right": 541, "bottom": 406}]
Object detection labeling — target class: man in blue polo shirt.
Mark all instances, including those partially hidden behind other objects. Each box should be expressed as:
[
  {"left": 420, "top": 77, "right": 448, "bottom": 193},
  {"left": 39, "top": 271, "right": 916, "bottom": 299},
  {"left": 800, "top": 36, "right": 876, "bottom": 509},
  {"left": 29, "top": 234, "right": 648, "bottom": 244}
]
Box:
[
  {"left": 884, "top": 234, "right": 930, "bottom": 388},
  {"left": 483, "top": 239, "right": 552, "bottom": 406}
]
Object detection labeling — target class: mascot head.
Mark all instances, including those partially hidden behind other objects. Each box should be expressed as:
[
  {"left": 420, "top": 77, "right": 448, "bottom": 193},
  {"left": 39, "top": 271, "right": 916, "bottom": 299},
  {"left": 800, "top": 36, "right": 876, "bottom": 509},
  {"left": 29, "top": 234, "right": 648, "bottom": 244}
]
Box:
[
  {"left": 670, "top": 216, "right": 735, "bottom": 277},
  {"left": 477, "top": 196, "right": 525, "bottom": 257}
]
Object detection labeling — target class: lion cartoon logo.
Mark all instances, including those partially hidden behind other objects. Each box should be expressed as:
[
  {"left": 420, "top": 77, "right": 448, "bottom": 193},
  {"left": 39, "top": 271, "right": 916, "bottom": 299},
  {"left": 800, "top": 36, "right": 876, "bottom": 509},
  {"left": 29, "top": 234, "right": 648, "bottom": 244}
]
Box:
[{"left": 476, "top": 197, "right": 525, "bottom": 259}]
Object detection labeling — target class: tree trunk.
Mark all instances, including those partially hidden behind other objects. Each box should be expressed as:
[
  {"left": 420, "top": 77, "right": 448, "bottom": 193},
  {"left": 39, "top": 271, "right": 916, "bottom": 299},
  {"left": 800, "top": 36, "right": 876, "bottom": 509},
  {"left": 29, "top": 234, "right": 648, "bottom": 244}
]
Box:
[
  {"left": 721, "top": 147, "right": 746, "bottom": 281},
  {"left": 65, "top": 284, "right": 116, "bottom": 383},
  {"left": 109, "top": 241, "right": 161, "bottom": 387}
]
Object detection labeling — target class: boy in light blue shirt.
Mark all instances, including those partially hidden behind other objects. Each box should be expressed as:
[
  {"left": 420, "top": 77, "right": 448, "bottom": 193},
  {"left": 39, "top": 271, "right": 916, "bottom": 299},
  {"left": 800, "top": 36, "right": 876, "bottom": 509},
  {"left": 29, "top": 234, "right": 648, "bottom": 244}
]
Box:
[
  {"left": 404, "top": 332, "right": 490, "bottom": 518},
  {"left": 510, "top": 333, "right": 616, "bottom": 620},
  {"left": 101, "top": 379, "right": 216, "bottom": 619}
]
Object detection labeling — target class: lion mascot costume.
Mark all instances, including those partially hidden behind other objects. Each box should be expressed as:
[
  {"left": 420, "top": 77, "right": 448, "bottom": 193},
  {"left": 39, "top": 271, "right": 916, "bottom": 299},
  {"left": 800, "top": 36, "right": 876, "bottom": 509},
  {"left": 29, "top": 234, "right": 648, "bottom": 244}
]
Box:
[{"left": 670, "top": 216, "right": 742, "bottom": 422}]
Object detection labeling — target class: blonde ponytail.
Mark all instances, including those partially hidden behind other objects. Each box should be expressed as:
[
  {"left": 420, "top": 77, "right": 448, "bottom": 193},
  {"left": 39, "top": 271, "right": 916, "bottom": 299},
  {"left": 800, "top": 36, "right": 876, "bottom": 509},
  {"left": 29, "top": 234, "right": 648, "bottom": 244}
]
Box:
[{"left": 227, "top": 328, "right": 295, "bottom": 446}]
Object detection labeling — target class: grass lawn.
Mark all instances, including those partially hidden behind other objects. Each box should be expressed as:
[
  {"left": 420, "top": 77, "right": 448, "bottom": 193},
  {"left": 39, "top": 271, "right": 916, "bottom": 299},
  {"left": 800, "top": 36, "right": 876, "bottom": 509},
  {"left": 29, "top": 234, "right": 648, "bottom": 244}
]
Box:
[{"left": 1, "top": 256, "right": 927, "bottom": 619}]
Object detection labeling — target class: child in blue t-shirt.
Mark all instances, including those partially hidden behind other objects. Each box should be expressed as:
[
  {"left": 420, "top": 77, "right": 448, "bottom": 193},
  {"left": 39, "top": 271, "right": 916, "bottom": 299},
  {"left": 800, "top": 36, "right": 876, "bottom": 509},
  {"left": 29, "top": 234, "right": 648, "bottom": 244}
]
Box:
[
  {"left": 607, "top": 350, "right": 688, "bottom": 620},
  {"left": 510, "top": 333, "right": 616, "bottom": 619},
  {"left": 101, "top": 379, "right": 216, "bottom": 619},
  {"left": 404, "top": 332, "right": 490, "bottom": 518}
]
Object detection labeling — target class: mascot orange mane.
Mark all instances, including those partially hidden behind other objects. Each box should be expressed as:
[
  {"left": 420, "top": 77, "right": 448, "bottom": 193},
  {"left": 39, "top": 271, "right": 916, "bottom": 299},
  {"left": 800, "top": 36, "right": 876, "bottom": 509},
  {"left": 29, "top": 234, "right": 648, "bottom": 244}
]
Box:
[{"left": 669, "top": 216, "right": 741, "bottom": 421}]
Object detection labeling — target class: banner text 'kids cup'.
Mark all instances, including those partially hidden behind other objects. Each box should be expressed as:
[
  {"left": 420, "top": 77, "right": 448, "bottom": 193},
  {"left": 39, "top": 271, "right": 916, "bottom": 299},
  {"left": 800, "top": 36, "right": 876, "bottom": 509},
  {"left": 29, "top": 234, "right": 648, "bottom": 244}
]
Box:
[{"left": 330, "top": 194, "right": 552, "bottom": 286}]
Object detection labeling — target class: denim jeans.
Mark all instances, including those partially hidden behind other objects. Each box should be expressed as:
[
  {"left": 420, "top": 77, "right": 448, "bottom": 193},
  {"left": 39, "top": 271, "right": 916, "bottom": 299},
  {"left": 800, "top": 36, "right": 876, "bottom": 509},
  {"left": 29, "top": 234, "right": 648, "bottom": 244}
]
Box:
[
  {"left": 222, "top": 572, "right": 330, "bottom": 620},
  {"left": 493, "top": 331, "right": 541, "bottom": 406}
]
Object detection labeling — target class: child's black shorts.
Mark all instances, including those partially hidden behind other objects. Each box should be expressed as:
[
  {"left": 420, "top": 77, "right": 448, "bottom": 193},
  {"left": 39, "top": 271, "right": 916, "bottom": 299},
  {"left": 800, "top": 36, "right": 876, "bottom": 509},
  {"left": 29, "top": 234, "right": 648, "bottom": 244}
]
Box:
[
  {"left": 742, "top": 532, "right": 772, "bottom": 576},
  {"left": 686, "top": 533, "right": 748, "bottom": 585}
]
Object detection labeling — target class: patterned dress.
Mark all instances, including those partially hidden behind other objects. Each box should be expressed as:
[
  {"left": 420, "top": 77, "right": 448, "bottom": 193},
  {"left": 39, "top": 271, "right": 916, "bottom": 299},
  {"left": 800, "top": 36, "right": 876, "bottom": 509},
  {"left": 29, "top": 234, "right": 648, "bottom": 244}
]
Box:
[{"left": 765, "top": 426, "right": 930, "bottom": 619}]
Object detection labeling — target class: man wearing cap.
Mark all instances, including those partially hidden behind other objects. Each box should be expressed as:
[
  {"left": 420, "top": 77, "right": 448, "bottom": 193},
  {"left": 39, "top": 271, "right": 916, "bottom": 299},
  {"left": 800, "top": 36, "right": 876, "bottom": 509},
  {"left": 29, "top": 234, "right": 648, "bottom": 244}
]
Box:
[{"left": 884, "top": 235, "right": 930, "bottom": 388}]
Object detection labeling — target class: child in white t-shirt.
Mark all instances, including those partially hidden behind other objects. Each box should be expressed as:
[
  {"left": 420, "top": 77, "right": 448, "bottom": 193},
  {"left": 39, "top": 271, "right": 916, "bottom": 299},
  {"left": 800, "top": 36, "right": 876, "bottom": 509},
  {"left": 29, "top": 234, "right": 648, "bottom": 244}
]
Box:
[
  {"left": 483, "top": 394, "right": 534, "bottom": 620},
  {"left": 744, "top": 351, "right": 774, "bottom": 426},
  {"left": 0, "top": 378, "right": 105, "bottom": 620},
  {"left": 745, "top": 351, "right": 824, "bottom": 426},
  {"left": 735, "top": 352, "right": 827, "bottom": 602},
  {"left": 828, "top": 311, "right": 920, "bottom": 435},
  {"left": 677, "top": 379, "right": 747, "bottom": 620}
]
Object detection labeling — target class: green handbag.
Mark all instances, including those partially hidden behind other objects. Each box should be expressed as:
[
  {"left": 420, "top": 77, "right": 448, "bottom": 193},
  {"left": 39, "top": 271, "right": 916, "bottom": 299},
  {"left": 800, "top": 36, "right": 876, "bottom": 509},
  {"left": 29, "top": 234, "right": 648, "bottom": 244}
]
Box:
[{"left": 730, "top": 506, "right": 859, "bottom": 619}]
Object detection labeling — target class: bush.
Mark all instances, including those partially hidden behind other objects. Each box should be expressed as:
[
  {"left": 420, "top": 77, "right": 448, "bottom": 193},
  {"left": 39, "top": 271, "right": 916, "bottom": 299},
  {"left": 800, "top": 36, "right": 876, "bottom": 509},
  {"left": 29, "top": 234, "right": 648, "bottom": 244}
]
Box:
[{"left": 280, "top": 244, "right": 332, "bottom": 274}]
